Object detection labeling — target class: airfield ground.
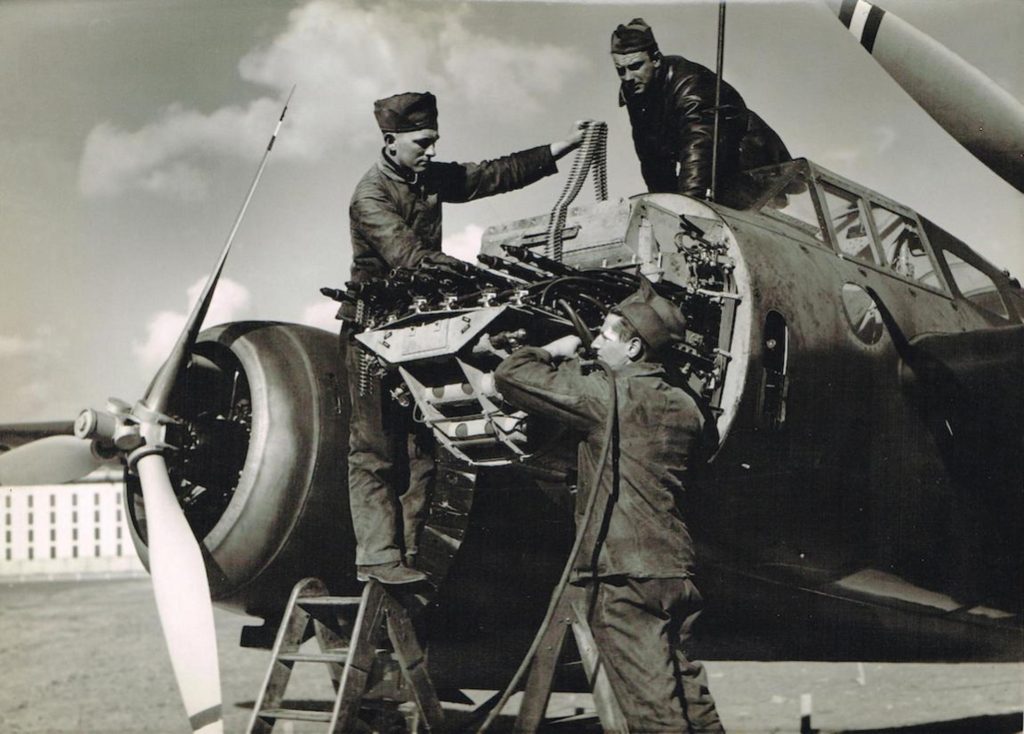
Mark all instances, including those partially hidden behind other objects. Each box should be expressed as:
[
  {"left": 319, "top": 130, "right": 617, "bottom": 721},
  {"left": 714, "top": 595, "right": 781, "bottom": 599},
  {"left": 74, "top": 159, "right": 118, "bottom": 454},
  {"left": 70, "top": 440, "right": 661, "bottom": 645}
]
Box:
[{"left": 0, "top": 578, "right": 1020, "bottom": 733}]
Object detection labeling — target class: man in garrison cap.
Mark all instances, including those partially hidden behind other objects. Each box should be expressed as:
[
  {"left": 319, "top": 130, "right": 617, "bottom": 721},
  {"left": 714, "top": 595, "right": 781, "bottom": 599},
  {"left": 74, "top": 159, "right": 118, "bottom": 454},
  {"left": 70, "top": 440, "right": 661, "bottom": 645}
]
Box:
[
  {"left": 612, "top": 17, "right": 791, "bottom": 200},
  {"left": 342, "top": 91, "right": 587, "bottom": 585},
  {"left": 494, "top": 279, "right": 724, "bottom": 732}
]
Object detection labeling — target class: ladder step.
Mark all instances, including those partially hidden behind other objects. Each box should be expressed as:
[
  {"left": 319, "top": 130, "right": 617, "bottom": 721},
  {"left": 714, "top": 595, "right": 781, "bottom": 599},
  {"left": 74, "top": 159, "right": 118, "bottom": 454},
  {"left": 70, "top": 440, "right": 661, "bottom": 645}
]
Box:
[
  {"left": 296, "top": 595, "right": 363, "bottom": 607},
  {"left": 277, "top": 651, "right": 349, "bottom": 664},
  {"left": 256, "top": 707, "right": 333, "bottom": 723}
]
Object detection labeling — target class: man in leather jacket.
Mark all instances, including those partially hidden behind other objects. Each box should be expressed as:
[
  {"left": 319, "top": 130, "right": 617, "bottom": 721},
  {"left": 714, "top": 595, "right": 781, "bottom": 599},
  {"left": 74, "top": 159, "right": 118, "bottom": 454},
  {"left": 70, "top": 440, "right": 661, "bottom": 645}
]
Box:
[
  {"left": 343, "top": 91, "right": 585, "bottom": 585},
  {"left": 612, "top": 18, "right": 790, "bottom": 199}
]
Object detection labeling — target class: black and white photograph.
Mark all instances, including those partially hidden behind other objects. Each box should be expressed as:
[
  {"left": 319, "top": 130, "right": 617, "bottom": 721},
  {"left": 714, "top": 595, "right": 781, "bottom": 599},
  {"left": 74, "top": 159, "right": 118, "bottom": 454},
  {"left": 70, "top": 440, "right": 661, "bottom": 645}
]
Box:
[{"left": 1, "top": 1, "right": 1021, "bottom": 732}]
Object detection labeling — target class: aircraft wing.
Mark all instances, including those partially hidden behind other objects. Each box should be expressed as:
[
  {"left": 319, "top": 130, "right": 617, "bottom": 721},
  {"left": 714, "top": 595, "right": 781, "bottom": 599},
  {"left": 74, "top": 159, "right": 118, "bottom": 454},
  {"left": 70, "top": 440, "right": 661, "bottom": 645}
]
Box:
[{"left": 0, "top": 421, "right": 75, "bottom": 451}]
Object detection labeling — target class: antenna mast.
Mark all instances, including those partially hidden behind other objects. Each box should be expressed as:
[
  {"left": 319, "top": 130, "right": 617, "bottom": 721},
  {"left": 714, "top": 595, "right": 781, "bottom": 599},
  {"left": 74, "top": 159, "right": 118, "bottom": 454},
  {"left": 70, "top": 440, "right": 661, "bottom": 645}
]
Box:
[{"left": 709, "top": 0, "right": 727, "bottom": 202}]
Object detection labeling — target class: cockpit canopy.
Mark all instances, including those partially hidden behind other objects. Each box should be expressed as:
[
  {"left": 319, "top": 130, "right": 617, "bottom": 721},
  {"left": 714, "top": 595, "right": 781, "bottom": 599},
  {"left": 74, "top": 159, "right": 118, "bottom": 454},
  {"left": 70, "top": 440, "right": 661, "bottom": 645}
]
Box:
[{"left": 722, "top": 158, "right": 1022, "bottom": 325}]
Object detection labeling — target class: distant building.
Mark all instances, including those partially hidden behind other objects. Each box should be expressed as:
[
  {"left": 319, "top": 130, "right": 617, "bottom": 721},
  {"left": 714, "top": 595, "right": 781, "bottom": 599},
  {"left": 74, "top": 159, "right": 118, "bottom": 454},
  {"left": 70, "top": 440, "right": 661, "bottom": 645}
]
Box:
[{"left": 1, "top": 468, "right": 144, "bottom": 580}]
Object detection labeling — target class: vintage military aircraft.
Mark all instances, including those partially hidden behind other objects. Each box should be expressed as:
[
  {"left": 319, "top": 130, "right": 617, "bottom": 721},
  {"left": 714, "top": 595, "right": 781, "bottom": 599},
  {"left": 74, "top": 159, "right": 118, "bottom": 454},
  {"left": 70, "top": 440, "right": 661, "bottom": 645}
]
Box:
[{"left": 1, "top": 2, "right": 1021, "bottom": 732}]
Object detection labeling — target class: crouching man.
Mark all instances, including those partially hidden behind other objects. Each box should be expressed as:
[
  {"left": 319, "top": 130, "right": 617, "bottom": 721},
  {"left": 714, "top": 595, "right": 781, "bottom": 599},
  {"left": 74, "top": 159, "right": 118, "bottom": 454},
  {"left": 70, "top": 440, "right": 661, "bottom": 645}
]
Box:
[{"left": 494, "top": 281, "right": 724, "bottom": 733}]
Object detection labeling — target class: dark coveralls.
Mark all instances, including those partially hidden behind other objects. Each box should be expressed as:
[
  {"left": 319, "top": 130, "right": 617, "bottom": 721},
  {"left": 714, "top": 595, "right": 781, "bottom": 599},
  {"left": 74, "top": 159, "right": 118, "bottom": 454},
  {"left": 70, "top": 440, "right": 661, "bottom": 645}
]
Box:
[
  {"left": 622, "top": 54, "right": 790, "bottom": 198},
  {"left": 343, "top": 146, "right": 557, "bottom": 567},
  {"left": 494, "top": 348, "right": 724, "bottom": 733}
]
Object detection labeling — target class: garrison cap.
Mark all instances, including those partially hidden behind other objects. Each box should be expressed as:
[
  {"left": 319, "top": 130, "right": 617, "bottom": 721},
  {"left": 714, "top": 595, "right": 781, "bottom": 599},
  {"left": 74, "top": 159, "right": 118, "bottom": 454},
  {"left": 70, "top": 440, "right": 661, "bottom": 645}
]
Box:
[
  {"left": 610, "top": 18, "right": 659, "bottom": 55},
  {"left": 373, "top": 92, "right": 438, "bottom": 133},
  {"left": 615, "top": 277, "right": 687, "bottom": 353}
]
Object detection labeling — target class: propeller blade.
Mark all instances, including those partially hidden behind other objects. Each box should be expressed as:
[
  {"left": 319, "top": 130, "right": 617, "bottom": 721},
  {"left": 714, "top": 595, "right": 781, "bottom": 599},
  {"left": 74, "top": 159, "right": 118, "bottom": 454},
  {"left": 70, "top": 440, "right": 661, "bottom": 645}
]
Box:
[
  {"left": 128, "top": 91, "right": 291, "bottom": 731},
  {"left": 144, "top": 86, "right": 295, "bottom": 415},
  {"left": 825, "top": 0, "right": 1024, "bottom": 193},
  {"left": 0, "top": 435, "right": 106, "bottom": 486},
  {"left": 136, "top": 453, "right": 223, "bottom": 733}
]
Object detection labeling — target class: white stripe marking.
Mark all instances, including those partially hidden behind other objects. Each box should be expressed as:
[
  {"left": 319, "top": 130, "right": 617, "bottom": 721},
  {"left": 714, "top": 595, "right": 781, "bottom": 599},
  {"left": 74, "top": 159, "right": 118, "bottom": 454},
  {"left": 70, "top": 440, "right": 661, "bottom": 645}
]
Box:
[{"left": 849, "top": 0, "right": 873, "bottom": 42}]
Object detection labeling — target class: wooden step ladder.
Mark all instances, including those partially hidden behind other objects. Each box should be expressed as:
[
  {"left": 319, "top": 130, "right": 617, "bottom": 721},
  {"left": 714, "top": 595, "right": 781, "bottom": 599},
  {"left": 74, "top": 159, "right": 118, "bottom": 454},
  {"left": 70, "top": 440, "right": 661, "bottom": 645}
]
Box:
[
  {"left": 247, "top": 577, "right": 444, "bottom": 733},
  {"left": 514, "top": 583, "right": 628, "bottom": 733}
]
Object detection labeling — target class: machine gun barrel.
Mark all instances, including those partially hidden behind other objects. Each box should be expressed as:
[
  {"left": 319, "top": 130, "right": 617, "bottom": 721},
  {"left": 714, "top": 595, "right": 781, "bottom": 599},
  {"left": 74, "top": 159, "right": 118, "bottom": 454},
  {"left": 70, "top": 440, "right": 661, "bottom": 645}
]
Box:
[
  {"left": 434, "top": 259, "right": 520, "bottom": 290},
  {"left": 502, "top": 244, "right": 579, "bottom": 276},
  {"left": 319, "top": 286, "right": 356, "bottom": 304},
  {"left": 477, "top": 253, "right": 546, "bottom": 283}
]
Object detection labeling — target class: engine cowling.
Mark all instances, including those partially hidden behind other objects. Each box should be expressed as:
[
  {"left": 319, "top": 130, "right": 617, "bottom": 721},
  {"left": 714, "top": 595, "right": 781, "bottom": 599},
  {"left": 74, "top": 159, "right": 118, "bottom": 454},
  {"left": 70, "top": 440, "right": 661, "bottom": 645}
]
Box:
[{"left": 125, "top": 321, "right": 355, "bottom": 619}]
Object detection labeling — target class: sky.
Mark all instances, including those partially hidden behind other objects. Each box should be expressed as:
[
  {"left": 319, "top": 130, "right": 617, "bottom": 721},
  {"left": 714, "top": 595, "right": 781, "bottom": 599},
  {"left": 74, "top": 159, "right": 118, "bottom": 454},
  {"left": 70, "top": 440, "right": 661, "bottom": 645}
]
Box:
[{"left": 1, "top": 0, "right": 1021, "bottom": 424}]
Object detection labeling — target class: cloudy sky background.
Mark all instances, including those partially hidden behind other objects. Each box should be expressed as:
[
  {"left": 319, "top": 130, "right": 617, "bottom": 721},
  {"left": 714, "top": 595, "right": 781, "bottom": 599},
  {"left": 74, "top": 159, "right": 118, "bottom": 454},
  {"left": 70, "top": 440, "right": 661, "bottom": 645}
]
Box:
[{"left": 1, "top": 0, "right": 1021, "bottom": 423}]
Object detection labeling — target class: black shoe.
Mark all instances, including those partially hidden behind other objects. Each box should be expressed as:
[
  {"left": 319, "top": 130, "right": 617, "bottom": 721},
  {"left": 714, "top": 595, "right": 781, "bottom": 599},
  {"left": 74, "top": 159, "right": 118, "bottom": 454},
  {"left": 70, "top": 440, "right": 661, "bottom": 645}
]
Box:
[{"left": 356, "top": 561, "right": 427, "bottom": 585}]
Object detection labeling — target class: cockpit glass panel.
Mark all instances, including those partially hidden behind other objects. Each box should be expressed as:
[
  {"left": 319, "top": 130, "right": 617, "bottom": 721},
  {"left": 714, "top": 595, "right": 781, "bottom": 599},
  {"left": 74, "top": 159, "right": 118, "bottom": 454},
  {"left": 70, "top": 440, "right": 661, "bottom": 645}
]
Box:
[
  {"left": 869, "top": 204, "right": 939, "bottom": 286},
  {"left": 753, "top": 170, "right": 826, "bottom": 243},
  {"left": 821, "top": 183, "right": 878, "bottom": 264},
  {"left": 942, "top": 251, "right": 1010, "bottom": 320}
]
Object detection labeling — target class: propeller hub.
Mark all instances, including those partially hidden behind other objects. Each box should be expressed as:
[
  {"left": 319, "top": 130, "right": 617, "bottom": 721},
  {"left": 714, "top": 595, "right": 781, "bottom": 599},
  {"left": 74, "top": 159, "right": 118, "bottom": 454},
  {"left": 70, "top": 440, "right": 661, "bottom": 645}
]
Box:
[{"left": 75, "top": 407, "right": 143, "bottom": 453}]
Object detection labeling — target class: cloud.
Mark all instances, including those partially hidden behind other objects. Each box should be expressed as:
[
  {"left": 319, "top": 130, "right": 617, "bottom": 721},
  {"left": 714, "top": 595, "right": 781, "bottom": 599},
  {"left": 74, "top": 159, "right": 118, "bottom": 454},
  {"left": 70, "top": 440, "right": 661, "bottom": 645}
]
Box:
[
  {"left": 133, "top": 276, "right": 251, "bottom": 373},
  {"left": 78, "top": 0, "right": 585, "bottom": 199},
  {"left": 0, "top": 326, "right": 64, "bottom": 360},
  {"left": 0, "top": 334, "right": 48, "bottom": 358},
  {"left": 14, "top": 378, "right": 57, "bottom": 408},
  {"left": 443, "top": 224, "right": 486, "bottom": 262},
  {"left": 299, "top": 300, "right": 342, "bottom": 332},
  {"left": 823, "top": 125, "right": 899, "bottom": 167}
]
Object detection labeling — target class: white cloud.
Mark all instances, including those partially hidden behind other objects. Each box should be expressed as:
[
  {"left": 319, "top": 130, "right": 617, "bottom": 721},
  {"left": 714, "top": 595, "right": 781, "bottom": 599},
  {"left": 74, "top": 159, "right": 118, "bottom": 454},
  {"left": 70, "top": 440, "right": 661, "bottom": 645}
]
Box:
[
  {"left": 78, "top": 0, "right": 585, "bottom": 199},
  {"left": 824, "top": 125, "right": 899, "bottom": 167},
  {"left": 15, "top": 378, "right": 57, "bottom": 407},
  {"left": 299, "top": 300, "right": 342, "bottom": 332},
  {"left": 0, "top": 327, "right": 63, "bottom": 359},
  {"left": 133, "top": 276, "right": 252, "bottom": 373},
  {"left": 443, "top": 224, "right": 486, "bottom": 262},
  {"left": 0, "top": 334, "right": 47, "bottom": 358}
]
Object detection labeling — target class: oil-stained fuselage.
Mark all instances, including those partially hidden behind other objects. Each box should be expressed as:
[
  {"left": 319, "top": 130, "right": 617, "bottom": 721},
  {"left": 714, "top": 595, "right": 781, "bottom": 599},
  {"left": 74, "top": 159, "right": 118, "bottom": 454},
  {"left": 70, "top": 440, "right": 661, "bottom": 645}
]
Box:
[
  {"left": 116, "top": 158, "right": 1021, "bottom": 668},
  {"left": 355, "top": 157, "right": 1022, "bottom": 657}
]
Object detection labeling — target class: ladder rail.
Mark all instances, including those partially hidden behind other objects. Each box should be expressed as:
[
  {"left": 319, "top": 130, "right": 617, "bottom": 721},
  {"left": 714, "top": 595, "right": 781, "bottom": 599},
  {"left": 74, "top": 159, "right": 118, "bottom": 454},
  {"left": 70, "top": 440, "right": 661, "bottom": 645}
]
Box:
[
  {"left": 247, "top": 577, "right": 328, "bottom": 734},
  {"left": 247, "top": 578, "right": 444, "bottom": 734},
  {"left": 512, "top": 584, "right": 629, "bottom": 734}
]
